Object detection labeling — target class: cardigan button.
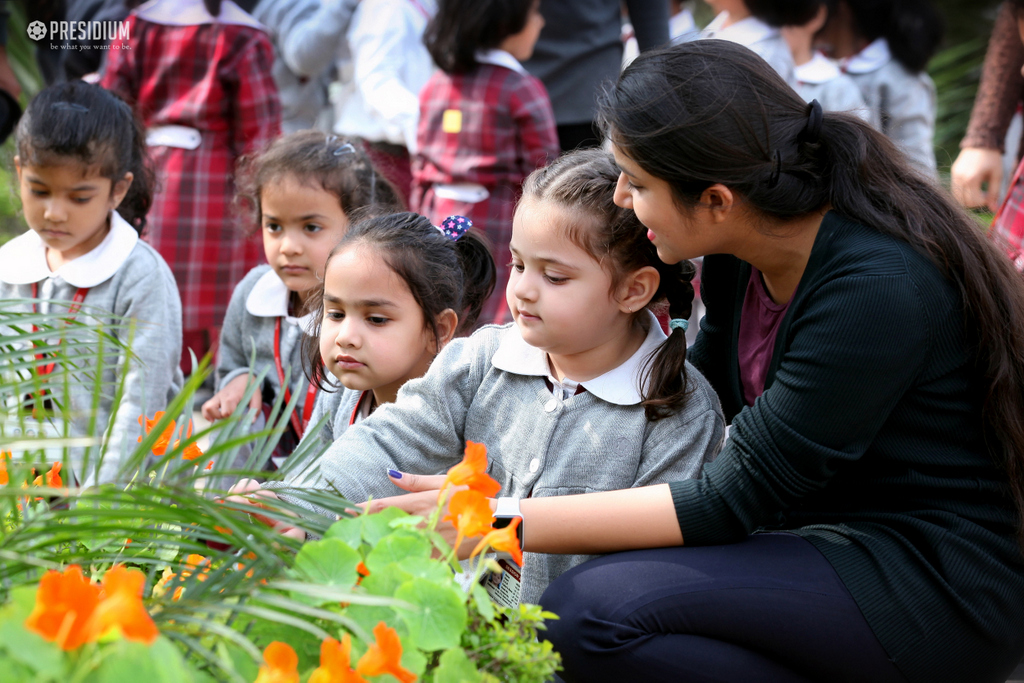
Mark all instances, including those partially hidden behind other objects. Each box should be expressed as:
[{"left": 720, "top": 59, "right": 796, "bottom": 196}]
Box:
[
  {"left": 529, "top": 458, "right": 540, "bottom": 473},
  {"left": 544, "top": 399, "right": 558, "bottom": 413}
]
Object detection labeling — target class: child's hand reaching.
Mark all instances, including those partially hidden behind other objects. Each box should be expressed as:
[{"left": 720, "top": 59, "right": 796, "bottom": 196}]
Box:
[
  {"left": 226, "top": 478, "right": 306, "bottom": 541},
  {"left": 201, "top": 374, "right": 262, "bottom": 421}
]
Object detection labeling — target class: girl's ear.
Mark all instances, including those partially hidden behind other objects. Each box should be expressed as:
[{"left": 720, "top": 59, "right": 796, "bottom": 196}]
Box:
[
  {"left": 430, "top": 308, "right": 459, "bottom": 352},
  {"left": 109, "top": 171, "right": 135, "bottom": 210},
  {"left": 700, "top": 183, "right": 736, "bottom": 223},
  {"left": 617, "top": 265, "right": 660, "bottom": 314}
]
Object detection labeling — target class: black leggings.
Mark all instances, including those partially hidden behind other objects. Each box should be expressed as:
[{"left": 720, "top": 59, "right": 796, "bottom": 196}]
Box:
[{"left": 539, "top": 533, "right": 908, "bottom": 683}]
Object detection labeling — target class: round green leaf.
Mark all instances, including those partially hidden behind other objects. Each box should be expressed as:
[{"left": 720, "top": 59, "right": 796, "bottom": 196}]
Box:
[
  {"left": 394, "top": 578, "right": 467, "bottom": 651},
  {"left": 432, "top": 648, "right": 481, "bottom": 683},
  {"left": 293, "top": 537, "right": 361, "bottom": 587},
  {"left": 365, "top": 530, "right": 431, "bottom": 574},
  {"left": 323, "top": 517, "right": 364, "bottom": 550},
  {"left": 360, "top": 507, "right": 410, "bottom": 545}
]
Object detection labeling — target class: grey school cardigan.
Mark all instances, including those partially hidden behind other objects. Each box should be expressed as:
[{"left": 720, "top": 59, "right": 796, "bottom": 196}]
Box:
[
  {"left": 314, "top": 322, "right": 725, "bottom": 604},
  {"left": 0, "top": 214, "right": 183, "bottom": 484},
  {"left": 680, "top": 211, "right": 1024, "bottom": 683},
  {"left": 216, "top": 265, "right": 312, "bottom": 413}
]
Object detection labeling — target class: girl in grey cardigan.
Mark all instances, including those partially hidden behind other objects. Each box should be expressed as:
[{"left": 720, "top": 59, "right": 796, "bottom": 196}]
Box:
[
  {"left": 0, "top": 81, "right": 183, "bottom": 485},
  {"left": 201, "top": 131, "right": 402, "bottom": 461},
  {"left": 250, "top": 151, "right": 726, "bottom": 605}
]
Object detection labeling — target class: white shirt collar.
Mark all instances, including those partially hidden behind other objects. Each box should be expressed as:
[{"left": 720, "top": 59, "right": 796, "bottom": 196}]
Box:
[
  {"left": 0, "top": 211, "right": 138, "bottom": 287},
  {"left": 474, "top": 49, "right": 528, "bottom": 75},
  {"left": 796, "top": 51, "right": 841, "bottom": 85},
  {"left": 136, "top": 0, "right": 265, "bottom": 30},
  {"left": 491, "top": 310, "right": 669, "bottom": 406},
  {"left": 841, "top": 38, "right": 891, "bottom": 74},
  {"left": 669, "top": 9, "right": 697, "bottom": 39},
  {"left": 702, "top": 12, "right": 777, "bottom": 47},
  {"left": 245, "top": 267, "right": 315, "bottom": 331}
]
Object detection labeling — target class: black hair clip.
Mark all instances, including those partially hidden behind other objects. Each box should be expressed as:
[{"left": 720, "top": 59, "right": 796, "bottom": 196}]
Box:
[{"left": 51, "top": 102, "right": 90, "bottom": 113}]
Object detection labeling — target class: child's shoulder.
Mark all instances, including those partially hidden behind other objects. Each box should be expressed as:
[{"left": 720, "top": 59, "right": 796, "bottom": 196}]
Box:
[
  {"left": 234, "top": 264, "right": 275, "bottom": 294},
  {"left": 434, "top": 323, "right": 515, "bottom": 368}
]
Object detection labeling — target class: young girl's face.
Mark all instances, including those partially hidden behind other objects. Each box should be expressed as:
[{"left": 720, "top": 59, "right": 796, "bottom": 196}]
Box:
[
  {"left": 507, "top": 197, "right": 632, "bottom": 357},
  {"left": 319, "top": 243, "right": 436, "bottom": 401},
  {"left": 261, "top": 173, "right": 350, "bottom": 298},
  {"left": 15, "top": 158, "right": 132, "bottom": 262}
]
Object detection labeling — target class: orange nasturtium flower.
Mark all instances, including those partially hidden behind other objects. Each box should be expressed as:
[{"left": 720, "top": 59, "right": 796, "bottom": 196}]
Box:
[
  {"left": 86, "top": 565, "right": 158, "bottom": 644},
  {"left": 255, "top": 641, "right": 300, "bottom": 683},
  {"left": 24, "top": 565, "right": 101, "bottom": 650},
  {"left": 442, "top": 441, "right": 501, "bottom": 497},
  {"left": 309, "top": 635, "right": 368, "bottom": 683},
  {"left": 0, "top": 450, "right": 10, "bottom": 486},
  {"left": 472, "top": 517, "right": 523, "bottom": 567},
  {"left": 356, "top": 621, "right": 417, "bottom": 682},
  {"left": 138, "top": 411, "right": 175, "bottom": 456},
  {"left": 443, "top": 489, "right": 496, "bottom": 551}
]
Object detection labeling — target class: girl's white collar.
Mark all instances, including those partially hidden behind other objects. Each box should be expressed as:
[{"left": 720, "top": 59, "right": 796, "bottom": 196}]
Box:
[
  {"left": 491, "top": 310, "right": 669, "bottom": 406},
  {"left": 135, "top": 0, "right": 265, "bottom": 29},
  {"left": 796, "top": 51, "right": 842, "bottom": 85},
  {"left": 0, "top": 211, "right": 138, "bottom": 287},
  {"left": 702, "top": 12, "right": 778, "bottom": 47},
  {"left": 246, "top": 267, "right": 315, "bottom": 332},
  {"left": 474, "top": 49, "right": 528, "bottom": 75},
  {"left": 841, "top": 38, "right": 892, "bottom": 74}
]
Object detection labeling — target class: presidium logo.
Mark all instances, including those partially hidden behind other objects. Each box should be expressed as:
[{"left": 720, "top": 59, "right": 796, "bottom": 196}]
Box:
[{"left": 26, "top": 20, "right": 130, "bottom": 44}]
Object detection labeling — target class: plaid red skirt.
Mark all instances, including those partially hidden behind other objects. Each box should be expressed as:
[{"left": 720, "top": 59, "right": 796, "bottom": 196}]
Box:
[{"left": 993, "top": 158, "right": 1024, "bottom": 272}]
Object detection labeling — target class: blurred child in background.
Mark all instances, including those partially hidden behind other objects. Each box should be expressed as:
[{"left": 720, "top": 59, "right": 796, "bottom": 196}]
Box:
[{"left": 412, "top": 0, "right": 558, "bottom": 324}]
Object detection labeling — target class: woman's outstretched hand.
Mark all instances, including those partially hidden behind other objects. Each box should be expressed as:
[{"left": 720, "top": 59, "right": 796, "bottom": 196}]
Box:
[
  {"left": 225, "top": 478, "right": 306, "bottom": 541},
  {"left": 361, "top": 471, "right": 487, "bottom": 558}
]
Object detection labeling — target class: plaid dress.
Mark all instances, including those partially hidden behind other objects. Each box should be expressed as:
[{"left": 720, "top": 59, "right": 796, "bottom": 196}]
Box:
[
  {"left": 992, "top": 157, "right": 1024, "bottom": 272},
  {"left": 101, "top": 8, "right": 281, "bottom": 337},
  {"left": 411, "top": 59, "right": 558, "bottom": 325}
]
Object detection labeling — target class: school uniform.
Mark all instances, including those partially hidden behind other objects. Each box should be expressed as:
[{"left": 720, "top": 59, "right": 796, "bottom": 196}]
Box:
[
  {"left": 701, "top": 12, "right": 796, "bottom": 87},
  {"left": 842, "top": 38, "right": 938, "bottom": 177},
  {"left": 0, "top": 212, "right": 184, "bottom": 485},
  {"left": 100, "top": 0, "right": 282, "bottom": 349},
  {"left": 310, "top": 314, "right": 726, "bottom": 604},
  {"left": 794, "top": 51, "right": 869, "bottom": 121},
  {"left": 412, "top": 49, "right": 559, "bottom": 324},
  {"left": 216, "top": 265, "right": 318, "bottom": 450},
  {"left": 277, "top": 381, "right": 366, "bottom": 487}
]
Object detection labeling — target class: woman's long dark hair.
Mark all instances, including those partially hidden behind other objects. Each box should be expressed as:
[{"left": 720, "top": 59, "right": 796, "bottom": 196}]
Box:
[
  {"left": 16, "top": 80, "right": 154, "bottom": 233},
  {"left": 599, "top": 39, "right": 1024, "bottom": 544}
]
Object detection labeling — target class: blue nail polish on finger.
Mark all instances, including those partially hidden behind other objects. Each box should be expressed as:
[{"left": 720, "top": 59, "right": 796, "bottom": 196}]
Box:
[{"left": 388, "top": 469, "right": 402, "bottom": 479}]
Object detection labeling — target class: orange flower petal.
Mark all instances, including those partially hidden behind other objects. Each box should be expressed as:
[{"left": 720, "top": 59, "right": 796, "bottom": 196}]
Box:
[
  {"left": 0, "top": 450, "right": 9, "bottom": 486},
  {"left": 24, "top": 565, "right": 101, "bottom": 650},
  {"left": 45, "top": 462, "right": 62, "bottom": 488},
  {"left": 443, "top": 490, "right": 495, "bottom": 550},
  {"left": 180, "top": 441, "right": 203, "bottom": 461},
  {"left": 471, "top": 517, "right": 523, "bottom": 567},
  {"left": 138, "top": 412, "right": 175, "bottom": 456},
  {"left": 356, "top": 622, "right": 417, "bottom": 683},
  {"left": 442, "top": 441, "right": 501, "bottom": 497},
  {"left": 309, "top": 635, "right": 369, "bottom": 683},
  {"left": 87, "top": 565, "right": 158, "bottom": 645},
  {"left": 255, "top": 641, "right": 300, "bottom": 683}
]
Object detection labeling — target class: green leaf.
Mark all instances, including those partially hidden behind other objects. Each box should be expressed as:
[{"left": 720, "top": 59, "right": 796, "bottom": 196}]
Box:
[
  {"left": 344, "top": 603, "right": 404, "bottom": 640},
  {"left": 215, "top": 640, "right": 259, "bottom": 682},
  {"left": 365, "top": 530, "right": 431, "bottom": 574},
  {"left": 360, "top": 507, "right": 409, "bottom": 545},
  {"left": 292, "top": 538, "right": 361, "bottom": 588},
  {"left": 396, "top": 557, "right": 453, "bottom": 584},
  {"left": 432, "top": 648, "right": 480, "bottom": 683},
  {"left": 82, "top": 637, "right": 195, "bottom": 683},
  {"left": 0, "top": 587, "right": 64, "bottom": 679},
  {"left": 469, "top": 582, "right": 495, "bottom": 623},
  {"left": 322, "top": 517, "right": 364, "bottom": 550},
  {"left": 361, "top": 563, "right": 413, "bottom": 597},
  {"left": 393, "top": 579, "right": 467, "bottom": 652}
]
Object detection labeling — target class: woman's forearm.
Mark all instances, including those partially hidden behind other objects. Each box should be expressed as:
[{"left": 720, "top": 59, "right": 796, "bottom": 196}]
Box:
[{"left": 520, "top": 484, "right": 683, "bottom": 554}]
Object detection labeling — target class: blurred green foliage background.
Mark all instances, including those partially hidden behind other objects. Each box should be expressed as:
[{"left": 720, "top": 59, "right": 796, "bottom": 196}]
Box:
[{"left": 0, "top": 0, "right": 1007, "bottom": 245}]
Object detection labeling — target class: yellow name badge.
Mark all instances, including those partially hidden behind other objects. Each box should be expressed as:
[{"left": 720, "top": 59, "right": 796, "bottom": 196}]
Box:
[{"left": 442, "top": 109, "right": 463, "bottom": 134}]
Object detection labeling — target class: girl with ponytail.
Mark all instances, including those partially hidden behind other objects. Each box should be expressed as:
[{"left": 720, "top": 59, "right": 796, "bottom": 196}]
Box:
[
  {"left": 248, "top": 149, "right": 725, "bottom": 606},
  {"left": 364, "top": 40, "right": 1024, "bottom": 683},
  {"left": 818, "top": 0, "right": 944, "bottom": 175}
]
